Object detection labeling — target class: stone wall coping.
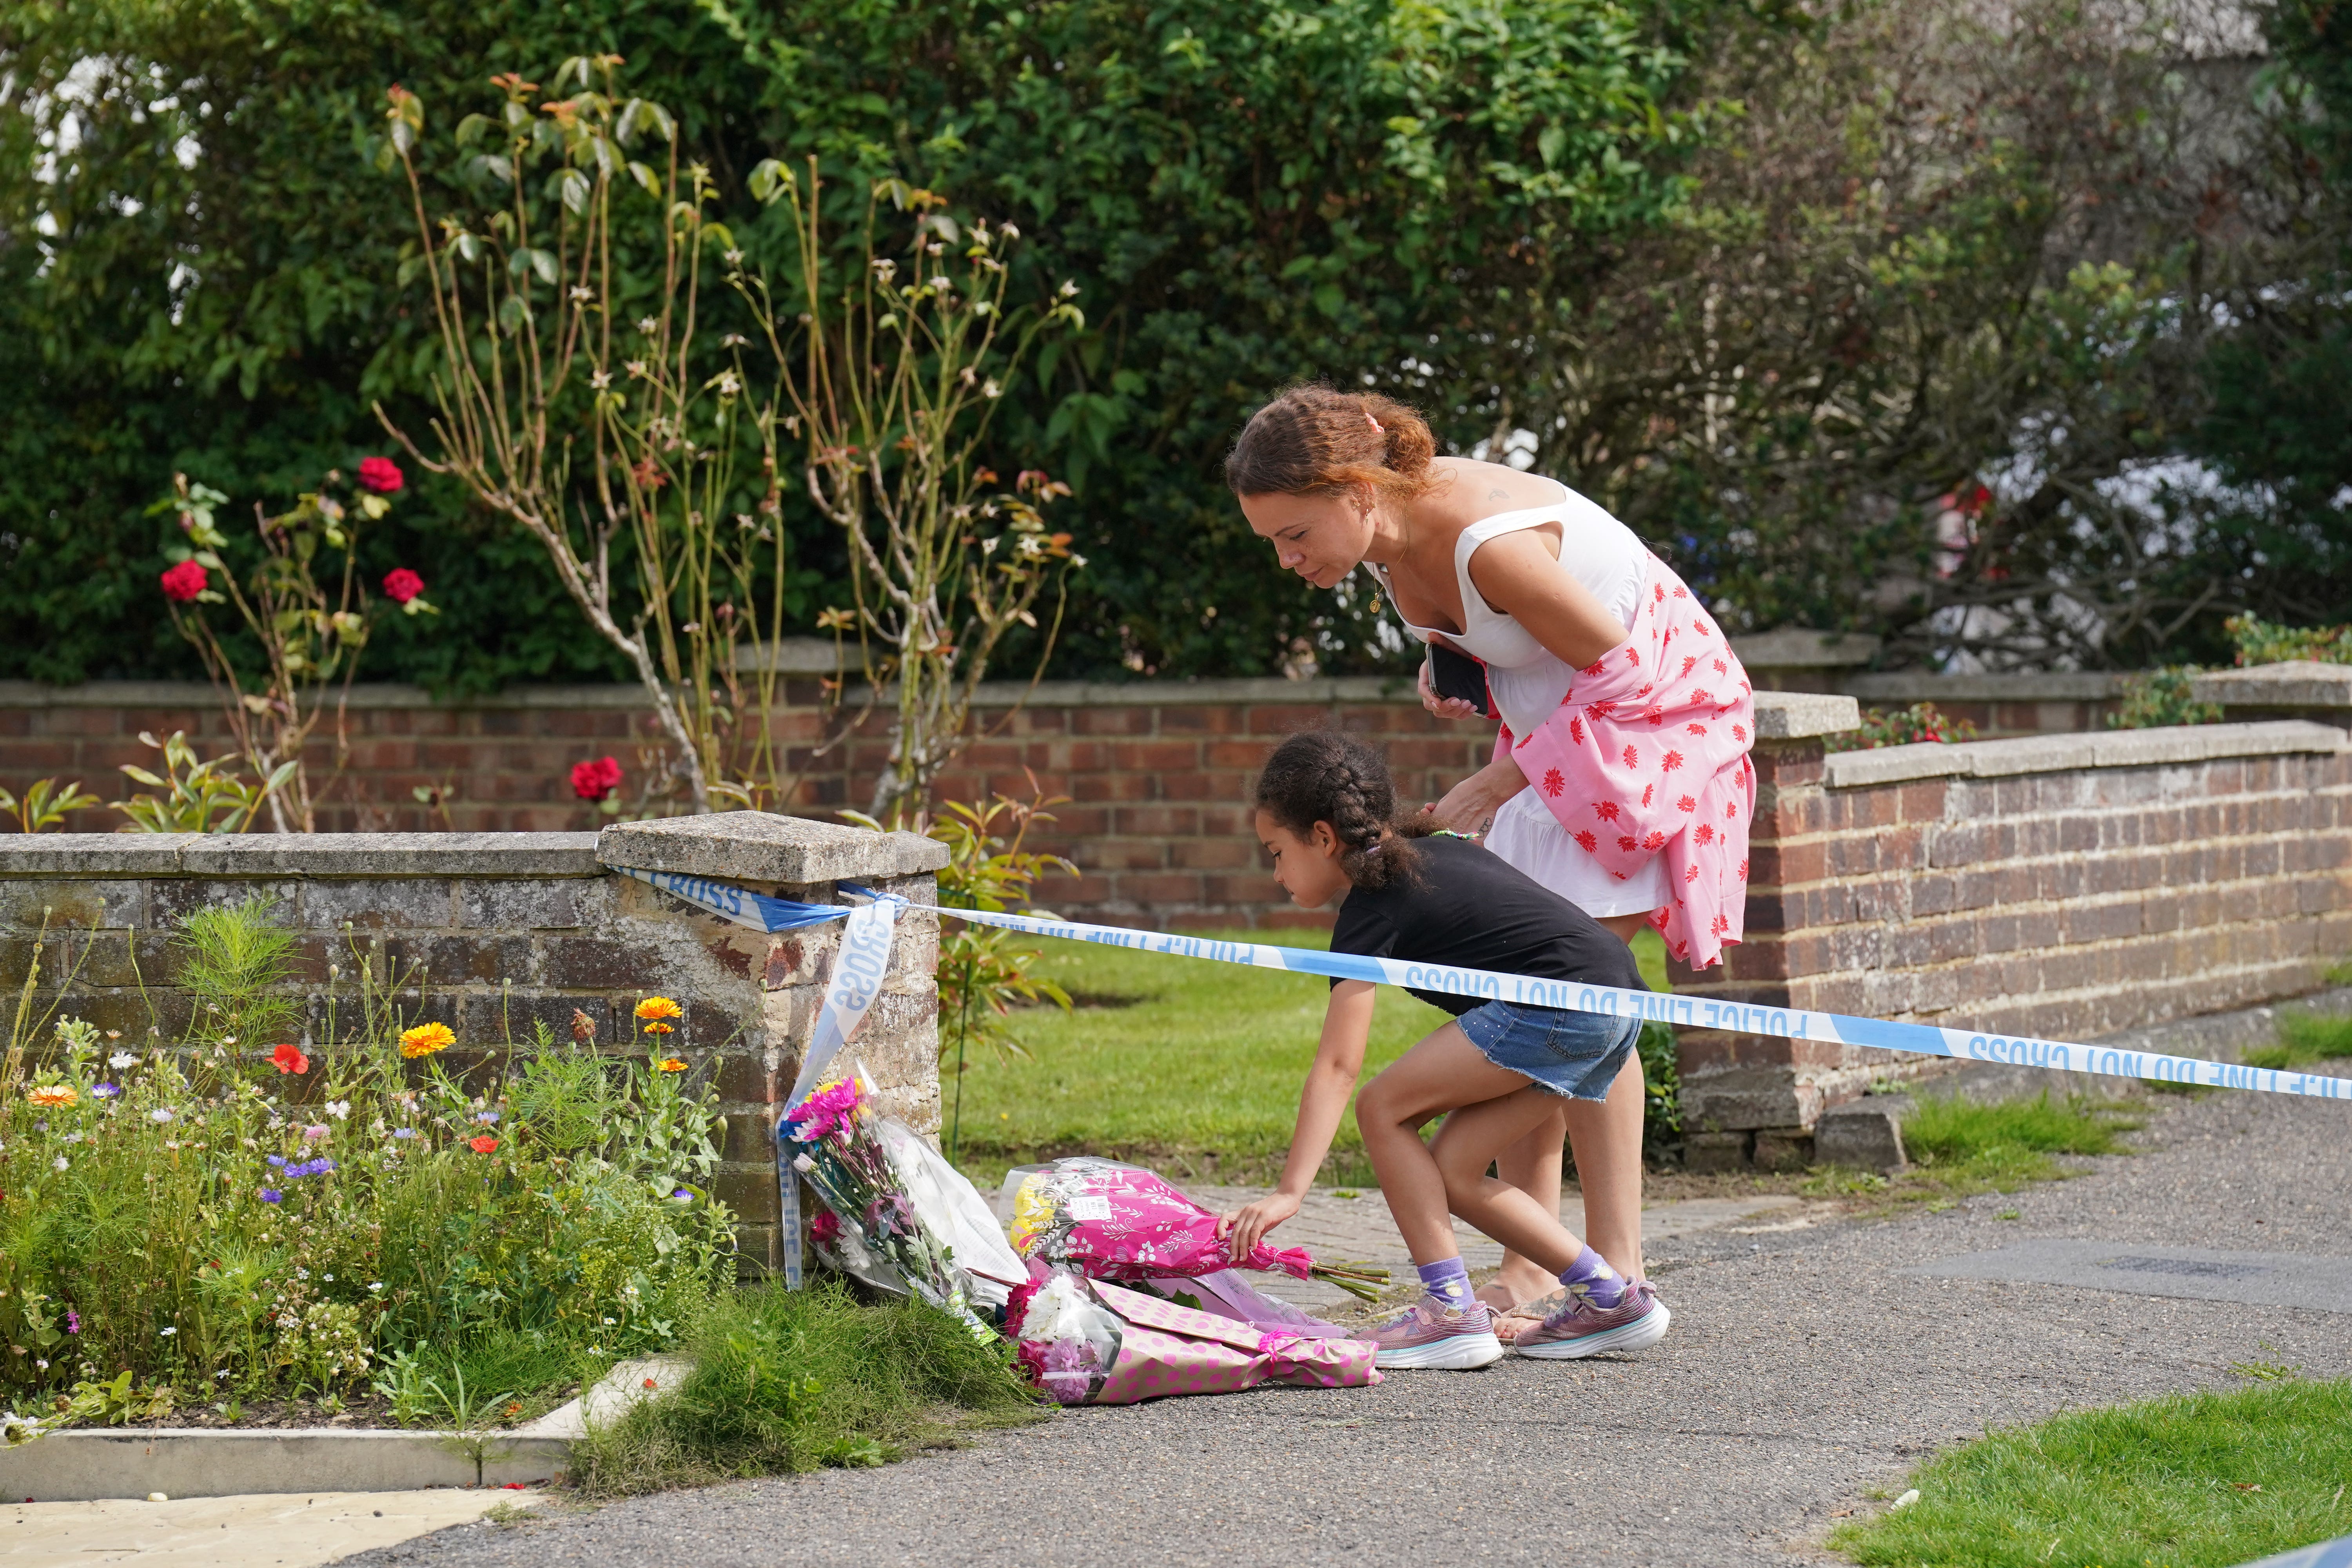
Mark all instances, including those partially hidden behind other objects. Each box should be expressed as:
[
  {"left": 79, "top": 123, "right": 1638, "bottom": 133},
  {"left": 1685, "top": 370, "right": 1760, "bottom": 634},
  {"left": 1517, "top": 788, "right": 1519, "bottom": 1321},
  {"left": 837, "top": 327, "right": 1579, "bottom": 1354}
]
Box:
[
  {"left": 1841, "top": 671, "right": 2128, "bottom": 701},
  {"left": 1734, "top": 629, "right": 1884, "bottom": 668},
  {"left": 1752, "top": 691, "right": 1862, "bottom": 740},
  {"left": 1821, "top": 719, "right": 2349, "bottom": 789},
  {"left": 0, "top": 831, "right": 604, "bottom": 877},
  {"left": 597, "top": 809, "right": 948, "bottom": 883},
  {"left": 2190, "top": 660, "right": 2352, "bottom": 710}
]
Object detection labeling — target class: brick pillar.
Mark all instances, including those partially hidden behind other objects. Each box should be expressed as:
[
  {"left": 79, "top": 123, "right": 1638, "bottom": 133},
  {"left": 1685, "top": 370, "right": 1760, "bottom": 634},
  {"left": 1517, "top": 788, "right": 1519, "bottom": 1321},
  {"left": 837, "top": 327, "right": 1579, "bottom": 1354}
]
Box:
[
  {"left": 595, "top": 811, "right": 948, "bottom": 1277},
  {"left": 1674, "top": 692, "right": 1860, "bottom": 1172}
]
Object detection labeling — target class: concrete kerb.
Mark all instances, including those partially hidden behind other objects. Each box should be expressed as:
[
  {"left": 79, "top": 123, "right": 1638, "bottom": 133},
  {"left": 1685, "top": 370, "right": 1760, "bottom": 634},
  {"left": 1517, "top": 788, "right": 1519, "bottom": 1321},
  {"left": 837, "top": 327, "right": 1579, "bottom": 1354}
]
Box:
[{"left": 0, "top": 1358, "right": 694, "bottom": 1502}]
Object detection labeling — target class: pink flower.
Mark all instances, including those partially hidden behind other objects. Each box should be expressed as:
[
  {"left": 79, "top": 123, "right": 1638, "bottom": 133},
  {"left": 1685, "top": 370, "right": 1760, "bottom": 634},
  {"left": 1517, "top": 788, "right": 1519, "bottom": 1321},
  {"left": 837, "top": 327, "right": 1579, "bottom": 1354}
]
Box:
[
  {"left": 358, "top": 457, "right": 405, "bottom": 494},
  {"left": 570, "top": 756, "right": 622, "bottom": 802},
  {"left": 381, "top": 567, "right": 425, "bottom": 604},
  {"left": 784, "top": 1076, "right": 865, "bottom": 1143},
  {"left": 811, "top": 1208, "right": 841, "bottom": 1245},
  {"left": 160, "top": 560, "right": 208, "bottom": 603}
]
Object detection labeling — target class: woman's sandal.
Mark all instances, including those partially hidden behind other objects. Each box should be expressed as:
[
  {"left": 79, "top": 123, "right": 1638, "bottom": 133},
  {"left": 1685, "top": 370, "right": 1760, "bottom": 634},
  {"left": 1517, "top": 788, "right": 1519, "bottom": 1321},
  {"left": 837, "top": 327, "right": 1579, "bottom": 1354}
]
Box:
[{"left": 1475, "top": 1284, "right": 1567, "bottom": 1344}]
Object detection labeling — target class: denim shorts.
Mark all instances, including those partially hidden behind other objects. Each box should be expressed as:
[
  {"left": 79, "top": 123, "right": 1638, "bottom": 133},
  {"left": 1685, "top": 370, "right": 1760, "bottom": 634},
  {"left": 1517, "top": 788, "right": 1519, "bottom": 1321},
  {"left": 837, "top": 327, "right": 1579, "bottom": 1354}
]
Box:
[{"left": 1455, "top": 1002, "right": 1642, "bottom": 1101}]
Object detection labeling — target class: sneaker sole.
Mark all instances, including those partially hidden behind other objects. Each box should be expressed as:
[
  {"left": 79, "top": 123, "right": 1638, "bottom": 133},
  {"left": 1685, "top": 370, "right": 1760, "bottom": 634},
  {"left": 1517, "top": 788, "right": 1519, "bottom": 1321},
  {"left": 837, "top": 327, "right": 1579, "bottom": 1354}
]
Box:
[
  {"left": 1374, "top": 1331, "right": 1506, "bottom": 1370},
  {"left": 1513, "top": 1301, "right": 1672, "bottom": 1360}
]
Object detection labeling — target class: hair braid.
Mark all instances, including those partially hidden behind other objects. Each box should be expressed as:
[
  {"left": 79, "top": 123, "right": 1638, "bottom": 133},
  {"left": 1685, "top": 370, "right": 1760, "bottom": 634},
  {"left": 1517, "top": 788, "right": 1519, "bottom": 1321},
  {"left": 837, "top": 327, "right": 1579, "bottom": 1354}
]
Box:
[{"left": 1252, "top": 730, "right": 1430, "bottom": 890}]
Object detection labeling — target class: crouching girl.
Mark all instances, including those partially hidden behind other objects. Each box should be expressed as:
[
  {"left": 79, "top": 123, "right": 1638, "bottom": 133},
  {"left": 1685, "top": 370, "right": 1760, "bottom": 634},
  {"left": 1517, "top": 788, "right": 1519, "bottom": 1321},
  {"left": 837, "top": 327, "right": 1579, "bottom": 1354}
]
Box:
[{"left": 1220, "top": 730, "right": 1669, "bottom": 1369}]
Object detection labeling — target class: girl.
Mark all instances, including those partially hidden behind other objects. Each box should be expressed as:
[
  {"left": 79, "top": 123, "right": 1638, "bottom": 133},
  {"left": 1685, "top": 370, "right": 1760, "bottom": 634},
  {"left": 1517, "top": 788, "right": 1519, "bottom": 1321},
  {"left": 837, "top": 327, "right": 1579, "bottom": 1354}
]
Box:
[
  {"left": 1220, "top": 731, "right": 1670, "bottom": 1368},
  {"left": 1226, "top": 384, "right": 1755, "bottom": 1337}
]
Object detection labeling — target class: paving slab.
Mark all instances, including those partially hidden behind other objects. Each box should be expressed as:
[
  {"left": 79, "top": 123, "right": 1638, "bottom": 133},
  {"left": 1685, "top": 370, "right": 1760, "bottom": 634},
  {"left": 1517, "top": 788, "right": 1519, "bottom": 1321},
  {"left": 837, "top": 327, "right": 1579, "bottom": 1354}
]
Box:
[
  {"left": 343, "top": 1060, "right": 2352, "bottom": 1568},
  {"left": 1909, "top": 1241, "right": 2352, "bottom": 1313},
  {"left": 0, "top": 1488, "right": 539, "bottom": 1567}
]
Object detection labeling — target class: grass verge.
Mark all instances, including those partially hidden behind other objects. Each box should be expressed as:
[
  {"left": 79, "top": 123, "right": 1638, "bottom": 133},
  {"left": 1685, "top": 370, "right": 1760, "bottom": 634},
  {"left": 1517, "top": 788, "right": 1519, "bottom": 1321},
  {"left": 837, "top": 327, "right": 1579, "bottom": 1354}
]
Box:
[
  {"left": 1807, "top": 1091, "right": 2141, "bottom": 1211},
  {"left": 947, "top": 925, "right": 1672, "bottom": 1187},
  {"left": 2244, "top": 1009, "right": 2352, "bottom": 1072},
  {"left": 1831, "top": 1378, "right": 2352, "bottom": 1568},
  {"left": 568, "top": 1281, "right": 1045, "bottom": 1497}
]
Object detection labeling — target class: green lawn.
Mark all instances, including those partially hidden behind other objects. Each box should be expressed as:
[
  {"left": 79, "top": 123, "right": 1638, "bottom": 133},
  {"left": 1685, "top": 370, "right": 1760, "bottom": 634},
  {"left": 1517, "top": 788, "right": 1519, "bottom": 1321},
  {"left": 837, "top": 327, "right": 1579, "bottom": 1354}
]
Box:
[
  {"left": 942, "top": 926, "right": 1670, "bottom": 1187},
  {"left": 1832, "top": 1379, "right": 2352, "bottom": 1568}
]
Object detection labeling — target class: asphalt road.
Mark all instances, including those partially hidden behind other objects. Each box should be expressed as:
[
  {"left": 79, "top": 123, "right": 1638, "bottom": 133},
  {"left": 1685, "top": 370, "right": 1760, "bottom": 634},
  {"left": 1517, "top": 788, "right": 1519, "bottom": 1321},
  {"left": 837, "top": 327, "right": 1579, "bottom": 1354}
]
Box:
[{"left": 348, "top": 1071, "right": 2352, "bottom": 1568}]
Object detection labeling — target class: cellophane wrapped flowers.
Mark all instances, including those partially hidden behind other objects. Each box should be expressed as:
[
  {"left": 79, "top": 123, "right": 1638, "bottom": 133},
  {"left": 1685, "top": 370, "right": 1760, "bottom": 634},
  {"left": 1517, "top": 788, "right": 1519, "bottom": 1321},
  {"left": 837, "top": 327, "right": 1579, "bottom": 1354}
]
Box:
[
  {"left": 1006, "top": 1157, "right": 1387, "bottom": 1301},
  {"left": 781, "top": 1069, "right": 987, "bottom": 1335},
  {"left": 1005, "top": 1260, "right": 1380, "bottom": 1406}
]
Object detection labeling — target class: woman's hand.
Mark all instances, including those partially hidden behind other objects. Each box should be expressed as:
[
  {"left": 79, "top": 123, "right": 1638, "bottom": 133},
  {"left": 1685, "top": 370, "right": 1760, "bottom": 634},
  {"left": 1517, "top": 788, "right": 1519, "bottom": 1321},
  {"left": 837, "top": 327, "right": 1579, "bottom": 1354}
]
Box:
[
  {"left": 1218, "top": 1189, "right": 1303, "bottom": 1260},
  {"left": 1423, "top": 755, "right": 1530, "bottom": 836},
  {"left": 1418, "top": 657, "right": 1480, "bottom": 720}
]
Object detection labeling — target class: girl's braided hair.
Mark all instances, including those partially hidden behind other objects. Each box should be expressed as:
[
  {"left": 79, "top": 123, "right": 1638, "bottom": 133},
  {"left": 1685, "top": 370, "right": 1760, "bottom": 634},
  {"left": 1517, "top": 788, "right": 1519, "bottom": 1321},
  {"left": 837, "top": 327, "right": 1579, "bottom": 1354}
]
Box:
[{"left": 1253, "top": 730, "right": 1431, "bottom": 891}]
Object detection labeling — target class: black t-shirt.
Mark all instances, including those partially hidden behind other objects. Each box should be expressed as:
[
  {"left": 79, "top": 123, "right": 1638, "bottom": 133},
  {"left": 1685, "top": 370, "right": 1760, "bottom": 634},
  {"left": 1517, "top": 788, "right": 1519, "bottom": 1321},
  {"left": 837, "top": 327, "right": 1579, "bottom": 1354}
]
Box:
[{"left": 1328, "top": 834, "right": 1645, "bottom": 1014}]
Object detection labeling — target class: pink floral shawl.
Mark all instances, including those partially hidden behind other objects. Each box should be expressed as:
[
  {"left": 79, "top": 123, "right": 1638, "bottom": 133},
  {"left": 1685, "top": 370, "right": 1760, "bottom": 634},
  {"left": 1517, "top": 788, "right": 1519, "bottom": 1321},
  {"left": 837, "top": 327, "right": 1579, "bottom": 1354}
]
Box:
[{"left": 1495, "top": 552, "right": 1757, "bottom": 970}]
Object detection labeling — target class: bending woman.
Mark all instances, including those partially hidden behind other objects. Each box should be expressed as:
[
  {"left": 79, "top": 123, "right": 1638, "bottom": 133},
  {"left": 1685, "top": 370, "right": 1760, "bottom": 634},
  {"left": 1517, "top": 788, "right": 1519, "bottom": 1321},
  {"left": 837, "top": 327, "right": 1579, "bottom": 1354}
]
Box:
[{"left": 1226, "top": 384, "right": 1756, "bottom": 1329}]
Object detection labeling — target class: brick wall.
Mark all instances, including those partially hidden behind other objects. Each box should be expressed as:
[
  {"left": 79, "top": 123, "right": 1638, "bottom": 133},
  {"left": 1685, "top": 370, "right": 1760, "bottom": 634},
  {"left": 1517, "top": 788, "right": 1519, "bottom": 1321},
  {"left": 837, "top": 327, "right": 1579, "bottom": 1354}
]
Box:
[
  {"left": 0, "top": 817, "right": 945, "bottom": 1276},
  {"left": 0, "top": 677, "right": 1497, "bottom": 929},
  {"left": 1679, "top": 719, "right": 2352, "bottom": 1168}
]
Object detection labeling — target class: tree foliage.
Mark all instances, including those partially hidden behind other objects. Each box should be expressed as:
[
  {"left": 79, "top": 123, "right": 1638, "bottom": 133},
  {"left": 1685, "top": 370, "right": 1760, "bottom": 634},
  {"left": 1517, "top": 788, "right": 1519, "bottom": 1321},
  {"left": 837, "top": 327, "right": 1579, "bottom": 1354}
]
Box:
[{"left": 2, "top": 0, "right": 2344, "bottom": 689}]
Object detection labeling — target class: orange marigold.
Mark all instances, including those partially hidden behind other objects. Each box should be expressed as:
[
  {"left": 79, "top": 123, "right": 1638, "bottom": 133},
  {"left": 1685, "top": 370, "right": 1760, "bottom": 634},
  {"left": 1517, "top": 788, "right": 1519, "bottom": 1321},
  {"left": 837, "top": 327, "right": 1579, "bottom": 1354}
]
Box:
[
  {"left": 26, "top": 1084, "right": 76, "bottom": 1109},
  {"left": 635, "top": 996, "right": 683, "bottom": 1035},
  {"left": 656, "top": 1058, "right": 688, "bottom": 1073},
  {"left": 399, "top": 1022, "right": 456, "bottom": 1059}
]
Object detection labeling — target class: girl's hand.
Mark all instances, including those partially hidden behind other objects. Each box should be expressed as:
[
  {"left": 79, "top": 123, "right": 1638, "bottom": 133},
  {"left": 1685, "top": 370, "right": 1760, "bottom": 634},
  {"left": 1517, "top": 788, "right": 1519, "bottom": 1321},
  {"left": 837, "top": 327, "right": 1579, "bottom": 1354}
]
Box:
[
  {"left": 1218, "top": 1189, "right": 1302, "bottom": 1260},
  {"left": 1425, "top": 755, "right": 1529, "bottom": 836},
  {"left": 1418, "top": 658, "right": 1480, "bottom": 721}
]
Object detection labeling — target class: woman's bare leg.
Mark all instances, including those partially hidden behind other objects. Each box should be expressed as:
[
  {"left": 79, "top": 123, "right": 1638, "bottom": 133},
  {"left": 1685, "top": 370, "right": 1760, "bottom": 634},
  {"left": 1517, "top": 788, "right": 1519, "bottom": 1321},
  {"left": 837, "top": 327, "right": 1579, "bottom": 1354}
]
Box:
[
  {"left": 1482, "top": 909, "right": 1655, "bottom": 1303},
  {"left": 1562, "top": 1051, "right": 1648, "bottom": 1279}
]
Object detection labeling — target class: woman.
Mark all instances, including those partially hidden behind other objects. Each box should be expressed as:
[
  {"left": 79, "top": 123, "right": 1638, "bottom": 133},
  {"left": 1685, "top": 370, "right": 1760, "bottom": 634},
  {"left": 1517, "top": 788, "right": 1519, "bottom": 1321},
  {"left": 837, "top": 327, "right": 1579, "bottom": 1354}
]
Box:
[{"left": 1225, "top": 383, "right": 1756, "bottom": 1334}]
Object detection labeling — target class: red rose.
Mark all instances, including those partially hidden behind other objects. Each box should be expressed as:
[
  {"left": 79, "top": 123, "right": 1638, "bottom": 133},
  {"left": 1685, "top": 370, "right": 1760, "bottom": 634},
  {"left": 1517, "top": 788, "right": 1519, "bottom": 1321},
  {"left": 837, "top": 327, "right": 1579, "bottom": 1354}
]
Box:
[
  {"left": 160, "top": 560, "right": 208, "bottom": 603},
  {"left": 469, "top": 1136, "right": 499, "bottom": 1154},
  {"left": 381, "top": 568, "right": 425, "bottom": 604},
  {"left": 811, "top": 1208, "right": 841, "bottom": 1245},
  {"left": 570, "top": 756, "right": 622, "bottom": 802},
  {"left": 358, "top": 457, "right": 404, "bottom": 494},
  {"left": 271, "top": 1043, "right": 309, "bottom": 1075}
]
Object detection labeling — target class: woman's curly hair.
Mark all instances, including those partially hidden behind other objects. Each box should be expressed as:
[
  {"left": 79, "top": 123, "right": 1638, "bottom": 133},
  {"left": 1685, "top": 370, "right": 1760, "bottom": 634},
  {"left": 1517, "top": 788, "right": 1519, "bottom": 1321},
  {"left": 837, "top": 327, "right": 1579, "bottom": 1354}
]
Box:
[{"left": 1252, "top": 730, "right": 1431, "bottom": 891}]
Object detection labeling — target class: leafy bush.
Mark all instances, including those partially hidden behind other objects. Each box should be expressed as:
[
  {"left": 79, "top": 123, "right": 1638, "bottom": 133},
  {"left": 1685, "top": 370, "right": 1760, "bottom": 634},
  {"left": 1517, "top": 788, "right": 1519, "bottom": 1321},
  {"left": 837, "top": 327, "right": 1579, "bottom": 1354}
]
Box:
[
  {"left": 2109, "top": 666, "right": 2221, "bottom": 730},
  {"left": 1823, "top": 702, "right": 1979, "bottom": 753},
  {"left": 2227, "top": 613, "right": 2352, "bottom": 666},
  {"left": 0, "top": 898, "right": 735, "bottom": 1414},
  {"left": 567, "top": 1279, "right": 1042, "bottom": 1495}
]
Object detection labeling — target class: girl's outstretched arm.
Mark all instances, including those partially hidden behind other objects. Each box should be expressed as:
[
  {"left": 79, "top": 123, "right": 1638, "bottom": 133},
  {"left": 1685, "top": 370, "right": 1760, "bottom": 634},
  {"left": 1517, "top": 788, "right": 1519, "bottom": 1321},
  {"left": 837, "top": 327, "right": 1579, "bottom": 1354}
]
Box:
[{"left": 1218, "top": 979, "right": 1377, "bottom": 1257}]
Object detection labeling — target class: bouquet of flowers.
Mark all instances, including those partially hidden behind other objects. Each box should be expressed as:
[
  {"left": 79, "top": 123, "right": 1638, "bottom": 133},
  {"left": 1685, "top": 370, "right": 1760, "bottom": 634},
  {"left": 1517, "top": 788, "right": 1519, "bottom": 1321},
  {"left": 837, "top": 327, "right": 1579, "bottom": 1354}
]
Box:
[
  {"left": 782, "top": 1069, "right": 998, "bottom": 1333},
  {"left": 1007, "top": 1261, "right": 1380, "bottom": 1406},
  {"left": 1004, "top": 1158, "right": 1389, "bottom": 1301}
]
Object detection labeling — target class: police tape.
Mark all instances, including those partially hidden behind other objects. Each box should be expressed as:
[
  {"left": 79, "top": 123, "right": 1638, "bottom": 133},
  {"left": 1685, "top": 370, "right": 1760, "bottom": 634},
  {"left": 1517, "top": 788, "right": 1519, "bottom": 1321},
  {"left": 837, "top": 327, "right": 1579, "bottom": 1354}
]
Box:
[{"left": 615, "top": 866, "right": 2352, "bottom": 1107}]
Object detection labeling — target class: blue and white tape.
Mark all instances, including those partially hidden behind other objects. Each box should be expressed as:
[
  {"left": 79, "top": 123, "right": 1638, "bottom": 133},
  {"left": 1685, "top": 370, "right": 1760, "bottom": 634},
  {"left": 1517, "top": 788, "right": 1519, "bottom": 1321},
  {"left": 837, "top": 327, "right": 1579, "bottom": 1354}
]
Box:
[
  {"left": 616, "top": 865, "right": 2352, "bottom": 1102},
  {"left": 619, "top": 862, "right": 2352, "bottom": 1280}
]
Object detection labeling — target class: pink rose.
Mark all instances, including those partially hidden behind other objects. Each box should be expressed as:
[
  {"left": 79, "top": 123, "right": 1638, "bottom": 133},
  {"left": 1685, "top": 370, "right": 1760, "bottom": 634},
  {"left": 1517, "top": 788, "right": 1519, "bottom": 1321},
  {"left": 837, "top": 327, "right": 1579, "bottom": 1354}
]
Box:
[
  {"left": 160, "top": 560, "right": 208, "bottom": 603},
  {"left": 358, "top": 456, "right": 404, "bottom": 494}
]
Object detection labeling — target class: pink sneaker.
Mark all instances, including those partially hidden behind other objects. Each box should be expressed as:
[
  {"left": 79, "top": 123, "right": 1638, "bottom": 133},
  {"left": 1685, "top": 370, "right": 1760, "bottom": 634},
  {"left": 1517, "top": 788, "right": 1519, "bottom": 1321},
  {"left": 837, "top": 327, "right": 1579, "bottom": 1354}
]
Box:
[
  {"left": 1365, "top": 1294, "right": 1504, "bottom": 1370},
  {"left": 1512, "top": 1278, "right": 1670, "bottom": 1359}
]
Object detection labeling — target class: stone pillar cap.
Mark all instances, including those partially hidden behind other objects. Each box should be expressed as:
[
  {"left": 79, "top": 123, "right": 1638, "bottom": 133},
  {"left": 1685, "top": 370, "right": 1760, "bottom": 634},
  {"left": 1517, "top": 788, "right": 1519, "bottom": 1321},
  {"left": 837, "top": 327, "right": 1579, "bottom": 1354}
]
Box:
[
  {"left": 2190, "top": 660, "right": 2352, "bottom": 711},
  {"left": 598, "top": 811, "right": 947, "bottom": 886}
]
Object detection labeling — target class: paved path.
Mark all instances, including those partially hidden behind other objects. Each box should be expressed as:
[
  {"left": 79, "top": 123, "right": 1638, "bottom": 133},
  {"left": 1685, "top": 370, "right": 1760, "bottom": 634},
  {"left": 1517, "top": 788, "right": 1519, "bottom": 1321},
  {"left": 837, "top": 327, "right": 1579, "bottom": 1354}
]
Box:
[{"left": 346, "top": 1074, "right": 2352, "bottom": 1568}]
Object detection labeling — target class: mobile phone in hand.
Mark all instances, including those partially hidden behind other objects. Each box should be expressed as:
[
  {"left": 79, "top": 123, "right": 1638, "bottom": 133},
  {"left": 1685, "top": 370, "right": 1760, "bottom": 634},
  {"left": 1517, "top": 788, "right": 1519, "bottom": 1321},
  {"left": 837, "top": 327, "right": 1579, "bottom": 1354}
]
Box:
[{"left": 1427, "top": 645, "right": 1490, "bottom": 717}]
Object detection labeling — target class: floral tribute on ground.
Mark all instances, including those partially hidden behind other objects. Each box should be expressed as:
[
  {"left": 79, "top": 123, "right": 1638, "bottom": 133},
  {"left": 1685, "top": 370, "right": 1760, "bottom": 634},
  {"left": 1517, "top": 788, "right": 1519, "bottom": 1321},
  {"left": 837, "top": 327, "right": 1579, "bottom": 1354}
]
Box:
[
  {"left": 1005, "top": 1263, "right": 1380, "bottom": 1406},
  {"left": 1005, "top": 1157, "right": 1388, "bottom": 1301}
]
